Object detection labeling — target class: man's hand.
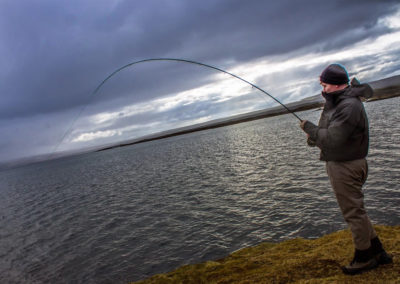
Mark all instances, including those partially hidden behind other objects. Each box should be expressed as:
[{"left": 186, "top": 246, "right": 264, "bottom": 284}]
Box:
[
  {"left": 300, "top": 120, "right": 316, "bottom": 146},
  {"left": 300, "top": 120, "right": 308, "bottom": 130}
]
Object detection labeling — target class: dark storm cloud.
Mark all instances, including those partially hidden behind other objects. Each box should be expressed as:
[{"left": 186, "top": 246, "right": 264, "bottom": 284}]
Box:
[
  {"left": 1, "top": 0, "right": 400, "bottom": 163},
  {"left": 1, "top": 0, "right": 398, "bottom": 120}
]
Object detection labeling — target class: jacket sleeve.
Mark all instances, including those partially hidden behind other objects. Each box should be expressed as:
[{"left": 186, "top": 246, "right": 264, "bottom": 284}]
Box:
[{"left": 303, "top": 101, "right": 362, "bottom": 150}]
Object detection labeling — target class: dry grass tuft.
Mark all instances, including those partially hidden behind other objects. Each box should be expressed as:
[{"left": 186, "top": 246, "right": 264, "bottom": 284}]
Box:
[{"left": 133, "top": 225, "right": 399, "bottom": 283}]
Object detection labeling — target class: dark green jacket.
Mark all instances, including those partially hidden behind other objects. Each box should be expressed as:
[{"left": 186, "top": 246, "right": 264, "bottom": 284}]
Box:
[{"left": 303, "top": 79, "right": 373, "bottom": 161}]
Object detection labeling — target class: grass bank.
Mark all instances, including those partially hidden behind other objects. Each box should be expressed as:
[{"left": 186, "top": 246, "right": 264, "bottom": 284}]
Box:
[{"left": 134, "top": 225, "right": 399, "bottom": 283}]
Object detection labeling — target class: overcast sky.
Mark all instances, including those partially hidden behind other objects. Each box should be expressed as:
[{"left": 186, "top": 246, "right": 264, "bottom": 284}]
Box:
[{"left": 1, "top": 0, "right": 400, "bottom": 163}]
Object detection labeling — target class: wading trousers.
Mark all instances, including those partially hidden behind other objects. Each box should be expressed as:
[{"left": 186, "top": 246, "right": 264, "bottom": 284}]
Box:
[{"left": 326, "top": 158, "right": 377, "bottom": 250}]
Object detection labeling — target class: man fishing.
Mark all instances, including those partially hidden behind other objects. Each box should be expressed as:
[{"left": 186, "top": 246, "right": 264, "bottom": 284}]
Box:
[{"left": 299, "top": 64, "right": 392, "bottom": 275}]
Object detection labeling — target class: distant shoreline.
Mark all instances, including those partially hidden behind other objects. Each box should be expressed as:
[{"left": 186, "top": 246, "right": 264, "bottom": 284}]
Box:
[
  {"left": 1, "top": 75, "right": 399, "bottom": 170},
  {"left": 97, "top": 75, "right": 400, "bottom": 152}
]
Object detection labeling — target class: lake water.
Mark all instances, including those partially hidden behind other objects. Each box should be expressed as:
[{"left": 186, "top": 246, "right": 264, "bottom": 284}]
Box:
[{"left": 0, "top": 97, "right": 399, "bottom": 283}]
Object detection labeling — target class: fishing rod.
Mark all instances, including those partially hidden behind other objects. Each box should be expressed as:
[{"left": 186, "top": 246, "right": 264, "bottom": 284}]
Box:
[
  {"left": 52, "top": 58, "right": 302, "bottom": 157},
  {"left": 93, "top": 58, "right": 302, "bottom": 121}
]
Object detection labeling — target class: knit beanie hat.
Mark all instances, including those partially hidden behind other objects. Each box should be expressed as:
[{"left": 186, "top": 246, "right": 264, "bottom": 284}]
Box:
[{"left": 320, "top": 64, "right": 349, "bottom": 85}]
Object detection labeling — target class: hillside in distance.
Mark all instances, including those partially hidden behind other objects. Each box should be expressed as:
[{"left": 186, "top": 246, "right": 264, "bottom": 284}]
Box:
[
  {"left": 1, "top": 75, "right": 399, "bottom": 170},
  {"left": 97, "top": 75, "right": 400, "bottom": 152}
]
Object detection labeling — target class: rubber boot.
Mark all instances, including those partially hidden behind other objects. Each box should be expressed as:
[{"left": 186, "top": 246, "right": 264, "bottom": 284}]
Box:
[
  {"left": 371, "top": 237, "right": 393, "bottom": 265},
  {"left": 342, "top": 248, "right": 378, "bottom": 275}
]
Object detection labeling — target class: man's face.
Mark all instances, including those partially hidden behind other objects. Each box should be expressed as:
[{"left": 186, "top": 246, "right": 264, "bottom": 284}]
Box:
[{"left": 320, "top": 82, "right": 343, "bottom": 94}]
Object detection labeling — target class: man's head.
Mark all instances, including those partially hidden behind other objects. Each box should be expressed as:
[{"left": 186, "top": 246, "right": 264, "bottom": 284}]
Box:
[{"left": 320, "top": 64, "right": 349, "bottom": 93}]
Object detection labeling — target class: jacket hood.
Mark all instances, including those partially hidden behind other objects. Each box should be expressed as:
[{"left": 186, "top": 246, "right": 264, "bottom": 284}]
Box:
[{"left": 347, "top": 77, "right": 374, "bottom": 99}]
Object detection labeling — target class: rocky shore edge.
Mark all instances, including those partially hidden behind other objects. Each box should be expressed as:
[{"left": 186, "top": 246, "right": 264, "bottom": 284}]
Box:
[{"left": 134, "top": 225, "right": 399, "bottom": 283}]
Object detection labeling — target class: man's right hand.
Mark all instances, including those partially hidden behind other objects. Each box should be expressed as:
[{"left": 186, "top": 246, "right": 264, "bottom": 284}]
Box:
[{"left": 300, "top": 120, "right": 308, "bottom": 130}]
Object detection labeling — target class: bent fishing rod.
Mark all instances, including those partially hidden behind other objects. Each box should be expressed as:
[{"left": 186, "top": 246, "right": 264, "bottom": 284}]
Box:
[
  {"left": 93, "top": 58, "right": 302, "bottom": 121},
  {"left": 52, "top": 58, "right": 302, "bottom": 157}
]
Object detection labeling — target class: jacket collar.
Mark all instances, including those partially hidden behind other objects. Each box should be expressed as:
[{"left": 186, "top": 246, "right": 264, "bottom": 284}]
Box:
[{"left": 322, "top": 86, "right": 349, "bottom": 105}]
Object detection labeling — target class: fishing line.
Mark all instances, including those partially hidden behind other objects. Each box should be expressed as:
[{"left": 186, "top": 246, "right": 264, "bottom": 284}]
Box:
[{"left": 51, "top": 58, "right": 302, "bottom": 157}]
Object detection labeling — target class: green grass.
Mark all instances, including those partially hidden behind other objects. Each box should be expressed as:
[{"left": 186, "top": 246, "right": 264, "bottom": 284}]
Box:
[{"left": 133, "top": 225, "right": 399, "bottom": 283}]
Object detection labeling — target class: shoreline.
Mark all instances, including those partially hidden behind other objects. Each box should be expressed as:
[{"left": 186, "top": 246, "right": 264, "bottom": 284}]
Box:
[
  {"left": 1, "top": 75, "right": 399, "bottom": 170},
  {"left": 133, "top": 225, "right": 399, "bottom": 283},
  {"left": 98, "top": 75, "right": 400, "bottom": 152}
]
